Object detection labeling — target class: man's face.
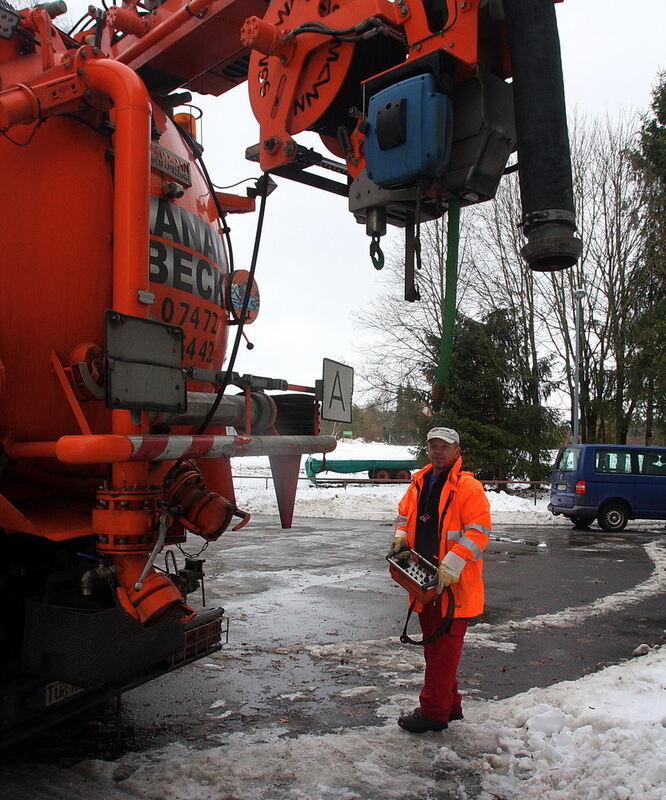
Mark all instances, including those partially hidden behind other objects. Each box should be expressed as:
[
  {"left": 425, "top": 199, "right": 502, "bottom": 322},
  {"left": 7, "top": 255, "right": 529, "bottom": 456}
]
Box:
[{"left": 427, "top": 438, "right": 461, "bottom": 473}]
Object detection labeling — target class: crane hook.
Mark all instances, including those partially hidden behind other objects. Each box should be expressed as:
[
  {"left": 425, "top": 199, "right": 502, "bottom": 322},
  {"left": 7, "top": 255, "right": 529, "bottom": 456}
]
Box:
[{"left": 370, "top": 234, "right": 385, "bottom": 270}]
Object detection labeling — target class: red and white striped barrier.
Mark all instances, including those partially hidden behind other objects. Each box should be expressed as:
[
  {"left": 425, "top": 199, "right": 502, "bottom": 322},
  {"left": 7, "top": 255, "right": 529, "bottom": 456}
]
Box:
[{"left": 48, "top": 433, "right": 336, "bottom": 464}]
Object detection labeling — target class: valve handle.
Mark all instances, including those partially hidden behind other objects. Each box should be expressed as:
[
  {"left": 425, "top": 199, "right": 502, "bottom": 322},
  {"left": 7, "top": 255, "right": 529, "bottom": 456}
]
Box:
[{"left": 232, "top": 507, "right": 251, "bottom": 531}]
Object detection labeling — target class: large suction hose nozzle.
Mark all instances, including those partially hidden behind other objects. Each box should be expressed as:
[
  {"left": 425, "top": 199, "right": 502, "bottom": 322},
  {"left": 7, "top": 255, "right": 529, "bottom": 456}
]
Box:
[
  {"left": 520, "top": 208, "right": 582, "bottom": 272},
  {"left": 503, "top": 0, "right": 583, "bottom": 271}
]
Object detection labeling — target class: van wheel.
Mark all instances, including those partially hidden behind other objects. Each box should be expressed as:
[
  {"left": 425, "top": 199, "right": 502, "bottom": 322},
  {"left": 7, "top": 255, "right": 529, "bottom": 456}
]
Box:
[
  {"left": 597, "top": 503, "right": 629, "bottom": 532},
  {"left": 571, "top": 515, "right": 592, "bottom": 529}
]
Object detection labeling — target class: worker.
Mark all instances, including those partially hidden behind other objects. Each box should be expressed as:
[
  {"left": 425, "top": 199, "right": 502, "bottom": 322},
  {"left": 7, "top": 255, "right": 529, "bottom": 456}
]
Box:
[{"left": 389, "top": 426, "right": 491, "bottom": 733}]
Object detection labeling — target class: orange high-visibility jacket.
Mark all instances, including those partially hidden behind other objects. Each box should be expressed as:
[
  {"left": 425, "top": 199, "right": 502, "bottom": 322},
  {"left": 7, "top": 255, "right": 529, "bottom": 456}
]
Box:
[{"left": 394, "top": 457, "right": 491, "bottom": 617}]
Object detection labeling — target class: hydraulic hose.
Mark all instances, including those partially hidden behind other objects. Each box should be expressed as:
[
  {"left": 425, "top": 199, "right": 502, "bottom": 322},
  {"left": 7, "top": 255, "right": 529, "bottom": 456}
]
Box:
[
  {"left": 193, "top": 175, "right": 270, "bottom": 438},
  {"left": 431, "top": 199, "right": 460, "bottom": 412},
  {"left": 502, "top": 0, "right": 582, "bottom": 271}
]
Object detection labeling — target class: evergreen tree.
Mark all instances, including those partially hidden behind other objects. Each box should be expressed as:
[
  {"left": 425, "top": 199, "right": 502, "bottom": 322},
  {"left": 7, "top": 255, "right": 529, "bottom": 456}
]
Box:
[
  {"left": 350, "top": 402, "right": 392, "bottom": 441},
  {"left": 415, "top": 309, "right": 564, "bottom": 480},
  {"left": 630, "top": 73, "right": 666, "bottom": 443},
  {"left": 393, "top": 385, "right": 423, "bottom": 444}
]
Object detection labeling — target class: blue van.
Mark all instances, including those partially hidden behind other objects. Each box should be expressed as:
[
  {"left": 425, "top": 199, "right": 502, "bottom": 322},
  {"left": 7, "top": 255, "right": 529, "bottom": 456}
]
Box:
[{"left": 548, "top": 444, "right": 666, "bottom": 531}]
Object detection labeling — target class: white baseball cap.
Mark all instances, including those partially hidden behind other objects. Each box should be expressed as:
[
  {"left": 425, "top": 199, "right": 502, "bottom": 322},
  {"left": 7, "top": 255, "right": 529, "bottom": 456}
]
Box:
[{"left": 426, "top": 426, "right": 459, "bottom": 444}]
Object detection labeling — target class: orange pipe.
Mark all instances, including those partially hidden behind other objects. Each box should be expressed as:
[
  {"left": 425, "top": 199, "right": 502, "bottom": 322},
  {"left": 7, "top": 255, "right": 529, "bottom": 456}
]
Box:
[
  {"left": 116, "top": 0, "right": 216, "bottom": 67},
  {"left": 0, "top": 83, "right": 39, "bottom": 131},
  {"left": 5, "top": 441, "right": 58, "bottom": 459},
  {"left": 84, "top": 58, "right": 151, "bottom": 319},
  {"left": 84, "top": 58, "right": 152, "bottom": 486},
  {"left": 286, "top": 384, "right": 316, "bottom": 393},
  {"left": 55, "top": 435, "right": 133, "bottom": 464},
  {"left": 50, "top": 433, "right": 337, "bottom": 463}
]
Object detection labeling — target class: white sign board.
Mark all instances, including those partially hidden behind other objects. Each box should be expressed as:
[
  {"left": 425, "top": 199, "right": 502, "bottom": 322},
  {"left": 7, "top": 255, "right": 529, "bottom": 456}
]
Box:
[{"left": 321, "top": 358, "right": 353, "bottom": 423}]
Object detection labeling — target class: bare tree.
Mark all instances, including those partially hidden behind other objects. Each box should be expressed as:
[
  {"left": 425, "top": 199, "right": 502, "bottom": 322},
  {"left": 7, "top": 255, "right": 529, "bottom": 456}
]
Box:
[
  {"left": 459, "top": 173, "right": 564, "bottom": 470},
  {"left": 355, "top": 215, "right": 476, "bottom": 403},
  {"left": 467, "top": 112, "right": 647, "bottom": 444},
  {"left": 541, "top": 114, "right": 645, "bottom": 442}
]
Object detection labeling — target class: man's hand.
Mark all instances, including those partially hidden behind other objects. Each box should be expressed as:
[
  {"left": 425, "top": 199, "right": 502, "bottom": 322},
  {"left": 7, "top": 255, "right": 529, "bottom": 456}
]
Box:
[
  {"left": 437, "top": 565, "right": 459, "bottom": 593},
  {"left": 388, "top": 535, "right": 410, "bottom": 560}
]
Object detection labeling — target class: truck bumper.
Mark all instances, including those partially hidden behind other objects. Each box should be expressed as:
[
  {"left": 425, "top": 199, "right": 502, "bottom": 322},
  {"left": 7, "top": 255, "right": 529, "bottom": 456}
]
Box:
[{"left": 548, "top": 502, "right": 597, "bottom": 519}]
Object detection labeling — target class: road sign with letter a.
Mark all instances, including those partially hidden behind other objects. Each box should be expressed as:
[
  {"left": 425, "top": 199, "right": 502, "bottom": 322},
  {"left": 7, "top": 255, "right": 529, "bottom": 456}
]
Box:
[{"left": 320, "top": 358, "right": 353, "bottom": 423}]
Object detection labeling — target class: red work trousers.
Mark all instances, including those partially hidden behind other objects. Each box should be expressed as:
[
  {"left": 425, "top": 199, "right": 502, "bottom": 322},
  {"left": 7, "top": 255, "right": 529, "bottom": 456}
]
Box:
[{"left": 418, "top": 600, "right": 468, "bottom": 723}]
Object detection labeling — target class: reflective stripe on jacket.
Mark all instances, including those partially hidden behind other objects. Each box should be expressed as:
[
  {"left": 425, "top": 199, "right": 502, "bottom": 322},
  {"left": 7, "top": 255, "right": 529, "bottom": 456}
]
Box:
[{"left": 395, "top": 456, "right": 491, "bottom": 617}]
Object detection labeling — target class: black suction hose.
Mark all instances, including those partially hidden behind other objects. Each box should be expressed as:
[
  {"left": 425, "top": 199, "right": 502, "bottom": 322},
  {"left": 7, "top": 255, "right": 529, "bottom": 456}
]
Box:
[{"left": 503, "top": 0, "right": 582, "bottom": 271}]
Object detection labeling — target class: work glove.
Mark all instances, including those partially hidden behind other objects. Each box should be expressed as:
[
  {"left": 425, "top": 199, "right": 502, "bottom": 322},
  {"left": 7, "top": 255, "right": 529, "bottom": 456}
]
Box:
[
  {"left": 437, "top": 565, "right": 459, "bottom": 594},
  {"left": 388, "top": 535, "right": 410, "bottom": 560}
]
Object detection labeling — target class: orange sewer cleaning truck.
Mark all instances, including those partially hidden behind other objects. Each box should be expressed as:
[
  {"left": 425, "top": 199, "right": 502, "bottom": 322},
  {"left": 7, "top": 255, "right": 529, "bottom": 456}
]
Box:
[{"left": 0, "top": 0, "right": 579, "bottom": 745}]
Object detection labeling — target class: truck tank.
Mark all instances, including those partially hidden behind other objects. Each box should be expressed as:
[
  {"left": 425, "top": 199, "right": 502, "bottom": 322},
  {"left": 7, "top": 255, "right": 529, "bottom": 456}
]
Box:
[
  {"left": 0, "top": 109, "right": 230, "bottom": 453},
  {"left": 0, "top": 101, "right": 242, "bottom": 532}
]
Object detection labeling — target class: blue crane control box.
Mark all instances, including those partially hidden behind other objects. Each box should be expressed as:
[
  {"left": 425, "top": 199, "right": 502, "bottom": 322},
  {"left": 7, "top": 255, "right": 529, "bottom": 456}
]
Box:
[{"left": 364, "top": 73, "right": 453, "bottom": 188}]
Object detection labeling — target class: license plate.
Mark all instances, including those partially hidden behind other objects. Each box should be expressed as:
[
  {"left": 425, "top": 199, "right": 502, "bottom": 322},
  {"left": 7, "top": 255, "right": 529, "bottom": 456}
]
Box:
[
  {"left": 557, "top": 483, "right": 567, "bottom": 491},
  {"left": 43, "top": 681, "right": 84, "bottom": 707}
]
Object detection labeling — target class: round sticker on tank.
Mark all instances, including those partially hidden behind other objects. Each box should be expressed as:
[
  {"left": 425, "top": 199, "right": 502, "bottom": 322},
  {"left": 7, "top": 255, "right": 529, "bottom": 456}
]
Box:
[{"left": 226, "top": 270, "right": 260, "bottom": 324}]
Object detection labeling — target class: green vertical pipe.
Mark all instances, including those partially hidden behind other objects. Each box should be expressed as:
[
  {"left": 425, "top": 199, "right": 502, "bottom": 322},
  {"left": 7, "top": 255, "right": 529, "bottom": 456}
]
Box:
[{"left": 432, "top": 199, "right": 460, "bottom": 410}]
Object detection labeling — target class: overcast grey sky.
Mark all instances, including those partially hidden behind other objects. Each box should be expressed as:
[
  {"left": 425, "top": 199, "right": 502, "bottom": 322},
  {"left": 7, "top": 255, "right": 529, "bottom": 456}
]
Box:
[{"left": 61, "top": 0, "right": 666, "bottom": 392}]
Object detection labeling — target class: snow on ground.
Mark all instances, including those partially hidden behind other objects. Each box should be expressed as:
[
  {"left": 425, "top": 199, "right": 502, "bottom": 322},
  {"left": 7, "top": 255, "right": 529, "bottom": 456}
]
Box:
[
  {"left": 41, "top": 647, "right": 666, "bottom": 800},
  {"left": 476, "top": 646, "right": 666, "bottom": 800},
  {"left": 232, "top": 439, "right": 567, "bottom": 525}
]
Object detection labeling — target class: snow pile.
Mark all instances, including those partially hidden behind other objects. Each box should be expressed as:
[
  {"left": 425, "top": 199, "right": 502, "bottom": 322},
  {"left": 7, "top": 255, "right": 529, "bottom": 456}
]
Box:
[
  {"left": 315, "top": 440, "right": 417, "bottom": 460},
  {"left": 478, "top": 646, "right": 666, "bottom": 799},
  {"left": 233, "top": 439, "right": 415, "bottom": 478}
]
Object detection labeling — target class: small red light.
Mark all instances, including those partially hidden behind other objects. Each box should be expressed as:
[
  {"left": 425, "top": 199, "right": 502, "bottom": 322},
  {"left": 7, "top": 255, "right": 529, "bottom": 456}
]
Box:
[{"left": 575, "top": 481, "right": 586, "bottom": 494}]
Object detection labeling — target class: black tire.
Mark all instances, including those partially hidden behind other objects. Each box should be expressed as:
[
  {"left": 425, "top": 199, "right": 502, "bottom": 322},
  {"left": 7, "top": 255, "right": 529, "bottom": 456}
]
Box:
[
  {"left": 570, "top": 515, "right": 592, "bottom": 529},
  {"left": 597, "top": 503, "right": 629, "bottom": 532},
  {"left": 374, "top": 469, "right": 391, "bottom": 481},
  {"left": 394, "top": 469, "right": 411, "bottom": 481}
]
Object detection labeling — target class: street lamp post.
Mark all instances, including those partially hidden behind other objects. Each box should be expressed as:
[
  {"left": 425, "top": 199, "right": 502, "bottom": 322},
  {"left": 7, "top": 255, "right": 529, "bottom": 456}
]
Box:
[{"left": 572, "top": 288, "right": 586, "bottom": 444}]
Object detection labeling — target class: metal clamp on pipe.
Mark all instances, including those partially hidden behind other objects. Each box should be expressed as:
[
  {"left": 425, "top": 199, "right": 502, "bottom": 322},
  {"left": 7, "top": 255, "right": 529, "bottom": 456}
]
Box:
[{"left": 520, "top": 208, "right": 583, "bottom": 272}]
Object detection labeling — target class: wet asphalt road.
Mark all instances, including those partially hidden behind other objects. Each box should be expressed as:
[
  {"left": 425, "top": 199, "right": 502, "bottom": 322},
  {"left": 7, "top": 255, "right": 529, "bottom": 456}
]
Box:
[{"left": 3, "top": 516, "right": 666, "bottom": 766}]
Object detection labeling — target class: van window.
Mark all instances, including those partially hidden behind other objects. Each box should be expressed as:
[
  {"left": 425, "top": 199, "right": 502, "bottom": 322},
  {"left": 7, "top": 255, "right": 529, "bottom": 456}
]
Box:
[
  {"left": 595, "top": 449, "right": 632, "bottom": 474},
  {"left": 556, "top": 447, "right": 580, "bottom": 471},
  {"left": 637, "top": 451, "right": 666, "bottom": 476}
]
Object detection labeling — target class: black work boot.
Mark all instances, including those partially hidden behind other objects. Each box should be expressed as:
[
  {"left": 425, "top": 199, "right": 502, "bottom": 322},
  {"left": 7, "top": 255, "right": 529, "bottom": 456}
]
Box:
[
  {"left": 449, "top": 709, "right": 464, "bottom": 721},
  {"left": 397, "top": 708, "right": 448, "bottom": 733}
]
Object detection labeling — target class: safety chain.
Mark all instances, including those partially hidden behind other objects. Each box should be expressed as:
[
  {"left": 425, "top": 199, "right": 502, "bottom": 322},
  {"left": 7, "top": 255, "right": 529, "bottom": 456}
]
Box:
[{"left": 177, "top": 539, "right": 210, "bottom": 559}]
